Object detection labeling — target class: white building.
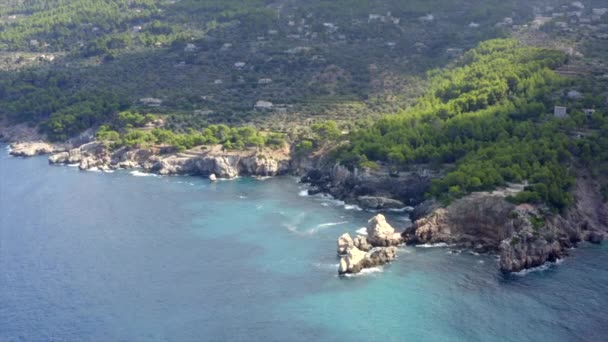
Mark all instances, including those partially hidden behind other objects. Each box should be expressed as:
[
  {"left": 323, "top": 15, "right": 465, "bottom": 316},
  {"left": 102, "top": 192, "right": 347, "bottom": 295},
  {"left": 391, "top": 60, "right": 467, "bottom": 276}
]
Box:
[
  {"left": 254, "top": 101, "right": 274, "bottom": 110},
  {"left": 554, "top": 106, "right": 568, "bottom": 118}
]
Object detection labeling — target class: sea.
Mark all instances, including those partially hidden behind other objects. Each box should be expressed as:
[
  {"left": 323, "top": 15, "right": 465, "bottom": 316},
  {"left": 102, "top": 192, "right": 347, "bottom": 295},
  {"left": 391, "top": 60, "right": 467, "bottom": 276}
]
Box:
[{"left": 1, "top": 145, "right": 607, "bottom": 342}]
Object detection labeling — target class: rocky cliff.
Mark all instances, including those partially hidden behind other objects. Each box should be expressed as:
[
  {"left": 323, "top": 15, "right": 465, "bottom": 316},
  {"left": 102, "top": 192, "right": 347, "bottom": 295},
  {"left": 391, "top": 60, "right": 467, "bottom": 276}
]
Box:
[
  {"left": 46, "top": 142, "right": 291, "bottom": 178},
  {"left": 405, "top": 174, "right": 608, "bottom": 273},
  {"left": 302, "top": 163, "right": 439, "bottom": 210}
]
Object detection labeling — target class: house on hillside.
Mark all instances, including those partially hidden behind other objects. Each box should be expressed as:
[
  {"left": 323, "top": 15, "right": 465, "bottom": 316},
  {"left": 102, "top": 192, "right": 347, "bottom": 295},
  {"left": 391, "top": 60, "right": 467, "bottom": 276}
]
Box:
[
  {"left": 583, "top": 108, "right": 596, "bottom": 118},
  {"left": 254, "top": 101, "right": 274, "bottom": 110},
  {"left": 554, "top": 106, "right": 568, "bottom": 118}
]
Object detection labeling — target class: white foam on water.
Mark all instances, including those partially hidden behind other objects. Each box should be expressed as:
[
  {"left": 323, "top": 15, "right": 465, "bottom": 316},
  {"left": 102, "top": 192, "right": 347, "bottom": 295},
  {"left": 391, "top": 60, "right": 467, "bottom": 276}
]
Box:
[
  {"left": 344, "top": 204, "right": 363, "bottom": 211},
  {"left": 306, "top": 221, "right": 348, "bottom": 235},
  {"left": 356, "top": 227, "right": 368, "bottom": 236},
  {"left": 298, "top": 190, "right": 310, "bottom": 197},
  {"left": 255, "top": 176, "right": 273, "bottom": 181},
  {"left": 343, "top": 266, "right": 384, "bottom": 277},
  {"left": 316, "top": 221, "right": 348, "bottom": 228},
  {"left": 103, "top": 170, "right": 115, "bottom": 173},
  {"left": 312, "top": 263, "right": 339, "bottom": 270},
  {"left": 130, "top": 170, "right": 156, "bottom": 177},
  {"left": 68, "top": 163, "right": 80, "bottom": 167},
  {"left": 321, "top": 203, "right": 329, "bottom": 207},
  {"left": 388, "top": 207, "right": 414, "bottom": 213},
  {"left": 238, "top": 195, "right": 247, "bottom": 199},
  {"left": 416, "top": 243, "right": 452, "bottom": 248},
  {"left": 218, "top": 176, "right": 240, "bottom": 181},
  {"left": 87, "top": 167, "right": 101, "bottom": 172},
  {"left": 513, "top": 259, "right": 563, "bottom": 276}
]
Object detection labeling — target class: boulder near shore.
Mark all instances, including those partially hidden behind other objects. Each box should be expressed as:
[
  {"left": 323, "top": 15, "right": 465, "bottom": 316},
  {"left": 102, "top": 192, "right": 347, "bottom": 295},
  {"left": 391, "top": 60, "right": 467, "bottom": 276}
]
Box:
[{"left": 337, "top": 214, "right": 403, "bottom": 275}]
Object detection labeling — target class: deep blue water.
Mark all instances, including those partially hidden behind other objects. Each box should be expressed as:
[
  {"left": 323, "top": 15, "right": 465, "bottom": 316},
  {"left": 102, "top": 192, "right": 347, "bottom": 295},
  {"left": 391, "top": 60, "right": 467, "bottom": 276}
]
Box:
[{"left": 1, "top": 146, "right": 608, "bottom": 342}]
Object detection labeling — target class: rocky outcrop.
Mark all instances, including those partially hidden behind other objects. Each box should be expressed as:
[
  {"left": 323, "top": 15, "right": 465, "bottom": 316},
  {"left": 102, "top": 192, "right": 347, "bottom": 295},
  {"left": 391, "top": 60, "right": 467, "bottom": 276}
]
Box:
[
  {"left": 337, "top": 214, "right": 403, "bottom": 275},
  {"left": 366, "top": 214, "right": 404, "bottom": 247},
  {"left": 302, "top": 163, "right": 439, "bottom": 208},
  {"left": 10, "top": 142, "right": 60, "bottom": 157},
  {"left": 337, "top": 233, "right": 354, "bottom": 254},
  {"left": 406, "top": 194, "right": 518, "bottom": 252},
  {"left": 357, "top": 196, "right": 405, "bottom": 210},
  {"left": 338, "top": 245, "right": 399, "bottom": 275},
  {"left": 408, "top": 173, "right": 608, "bottom": 273},
  {"left": 46, "top": 142, "right": 291, "bottom": 178}
]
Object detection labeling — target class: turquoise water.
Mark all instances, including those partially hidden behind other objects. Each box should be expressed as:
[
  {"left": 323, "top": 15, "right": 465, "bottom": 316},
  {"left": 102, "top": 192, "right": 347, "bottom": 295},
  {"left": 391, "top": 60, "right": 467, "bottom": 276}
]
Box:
[{"left": 1, "top": 146, "right": 607, "bottom": 341}]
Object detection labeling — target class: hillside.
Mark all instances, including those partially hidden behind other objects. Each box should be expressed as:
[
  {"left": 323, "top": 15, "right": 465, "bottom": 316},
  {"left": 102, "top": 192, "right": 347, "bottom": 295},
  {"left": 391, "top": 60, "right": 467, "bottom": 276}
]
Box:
[{"left": 1, "top": 0, "right": 608, "bottom": 210}]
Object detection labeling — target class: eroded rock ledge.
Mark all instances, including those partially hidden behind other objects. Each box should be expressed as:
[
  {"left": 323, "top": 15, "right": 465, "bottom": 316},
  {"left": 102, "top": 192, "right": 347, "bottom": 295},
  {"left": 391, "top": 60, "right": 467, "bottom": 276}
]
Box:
[
  {"left": 9, "top": 141, "right": 62, "bottom": 157},
  {"left": 45, "top": 141, "right": 291, "bottom": 178},
  {"left": 403, "top": 174, "right": 608, "bottom": 273},
  {"left": 337, "top": 214, "right": 403, "bottom": 275}
]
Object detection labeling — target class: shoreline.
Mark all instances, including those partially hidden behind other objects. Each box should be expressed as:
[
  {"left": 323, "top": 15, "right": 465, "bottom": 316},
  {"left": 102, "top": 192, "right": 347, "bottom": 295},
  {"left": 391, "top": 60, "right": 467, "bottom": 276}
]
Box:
[{"left": 5, "top": 140, "right": 608, "bottom": 275}]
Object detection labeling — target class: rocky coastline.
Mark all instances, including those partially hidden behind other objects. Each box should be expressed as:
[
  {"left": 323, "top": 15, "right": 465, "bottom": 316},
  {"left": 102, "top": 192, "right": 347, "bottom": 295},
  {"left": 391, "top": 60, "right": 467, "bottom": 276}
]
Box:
[{"left": 7, "top": 140, "right": 608, "bottom": 274}]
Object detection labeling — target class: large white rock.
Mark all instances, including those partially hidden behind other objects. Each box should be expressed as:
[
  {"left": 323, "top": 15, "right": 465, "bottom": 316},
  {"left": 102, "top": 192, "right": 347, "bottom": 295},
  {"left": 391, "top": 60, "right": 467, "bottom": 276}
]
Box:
[
  {"left": 366, "top": 214, "right": 403, "bottom": 247},
  {"left": 209, "top": 173, "right": 217, "bottom": 182},
  {"left": 343, "top": 246, "right": 367, "bottom": 273},
  {"left": 48, "top": 152, "right": 69, "bottom": 164},
  {"left": 337, "top": 233, "right": 354, "bottom": 254},
  {"left": 9, "top": 142, "right": 56, "bottom": 157}
]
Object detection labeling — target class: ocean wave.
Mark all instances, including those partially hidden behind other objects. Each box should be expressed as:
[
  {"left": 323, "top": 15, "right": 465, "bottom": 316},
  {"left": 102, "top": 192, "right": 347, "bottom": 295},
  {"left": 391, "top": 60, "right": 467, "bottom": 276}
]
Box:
[
  {"left": 513, "top": 259, "right": 563, "bottom": 276},
  {"left": 416, "top": 242, "right": 453, "bottom": 248},
  {"left": 130, "top": 170, "right": 156, "bottom": 177},
  {"left": 68, "top": 163, "right": 80, "bottom": 167},
  {"left": 356, "top": 227, "right": 368, "bottom": 236},
  {"left": 238, "top": 195, "right": 248, "bottom": 199},
  {"left": 298, "top": 190, "right": 310, "bottom": 197},
  {"left": 87, "top": 167, "right": 101, "bottom": 172}
]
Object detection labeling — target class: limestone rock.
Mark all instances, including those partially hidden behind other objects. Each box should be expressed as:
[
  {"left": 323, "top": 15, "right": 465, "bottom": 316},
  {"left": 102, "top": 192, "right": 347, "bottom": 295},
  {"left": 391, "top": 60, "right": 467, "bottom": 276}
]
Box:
[
  {"left": 366, "top": 246, "right": 398, "bottom": 268},
  {"left": 9, "top": 142, "right": 57, "bottom": 157},
  {"left": 48, "top": 152, "right": 69, "bottom": 164},
  {"left": 353, "top": 235, "right": 372, "bottom": 251},
  {"left": 366, "top": 214, "right": 403, "bottom": 247},
  {"left": 339, "top": 246, "right": 367, "bottom": 274},
  {"left": 357, "top": 196, "right": 405, "bottom": 210},
  {"left": 209, "top": 173, "right": 217, "bottom": 182},
  {"left": 337, "top": 233, "right": 354, "bottom": 254}
]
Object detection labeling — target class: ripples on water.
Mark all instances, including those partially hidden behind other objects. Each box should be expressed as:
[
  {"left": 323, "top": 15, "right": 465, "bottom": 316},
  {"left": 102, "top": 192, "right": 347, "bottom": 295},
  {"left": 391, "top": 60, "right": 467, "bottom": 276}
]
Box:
[{"left": 1, "top": 149, "right": 607, "bottom": 342}]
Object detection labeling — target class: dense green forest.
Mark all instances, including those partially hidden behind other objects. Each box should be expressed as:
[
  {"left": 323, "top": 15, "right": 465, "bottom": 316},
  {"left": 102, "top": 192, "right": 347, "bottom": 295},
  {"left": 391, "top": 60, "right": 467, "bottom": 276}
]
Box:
[
  {"left": 1, "top": 1, "right": 608, "bottom": 210},
  {"left": 336, "top": 39, "right": 606, "bottom": 209},
  {"left": 0, "top": 0, "right": 541, "bottom": 140}
]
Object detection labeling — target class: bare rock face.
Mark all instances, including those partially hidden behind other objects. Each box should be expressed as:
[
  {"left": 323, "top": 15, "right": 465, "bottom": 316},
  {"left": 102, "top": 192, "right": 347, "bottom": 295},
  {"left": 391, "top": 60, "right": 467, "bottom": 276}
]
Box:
[
  {"left": 353, "top": 235, "right": 372, "bottom": 251},
  {"left": 366, "top": 214, "right": 404, "bottom": 247},
  {"left": 338, "top": 246, "right": 367, "bottom": 274},
  {"left": 499, "top": 233, "right": 563, "bottom": 272},
  {"left": 338, "top": 245, "right": 399, "bottom": 275},
  {"left": 337, "top": 215, "right": 403, "bottom": 275},
  {"left": 366, "top": 247, "right": 398, "bottom": 268},
  {"left": 9, "top": 142, "right": 58, "bottom": 157},
  {"left": 337, "top": 233, "right": 354, "bottom": 254},
  {"left": 48, "top": 152, "right": 69, "bottom": 164},
  {"left": 357, "top": 196, "right": 405, "bottom": 210}
]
